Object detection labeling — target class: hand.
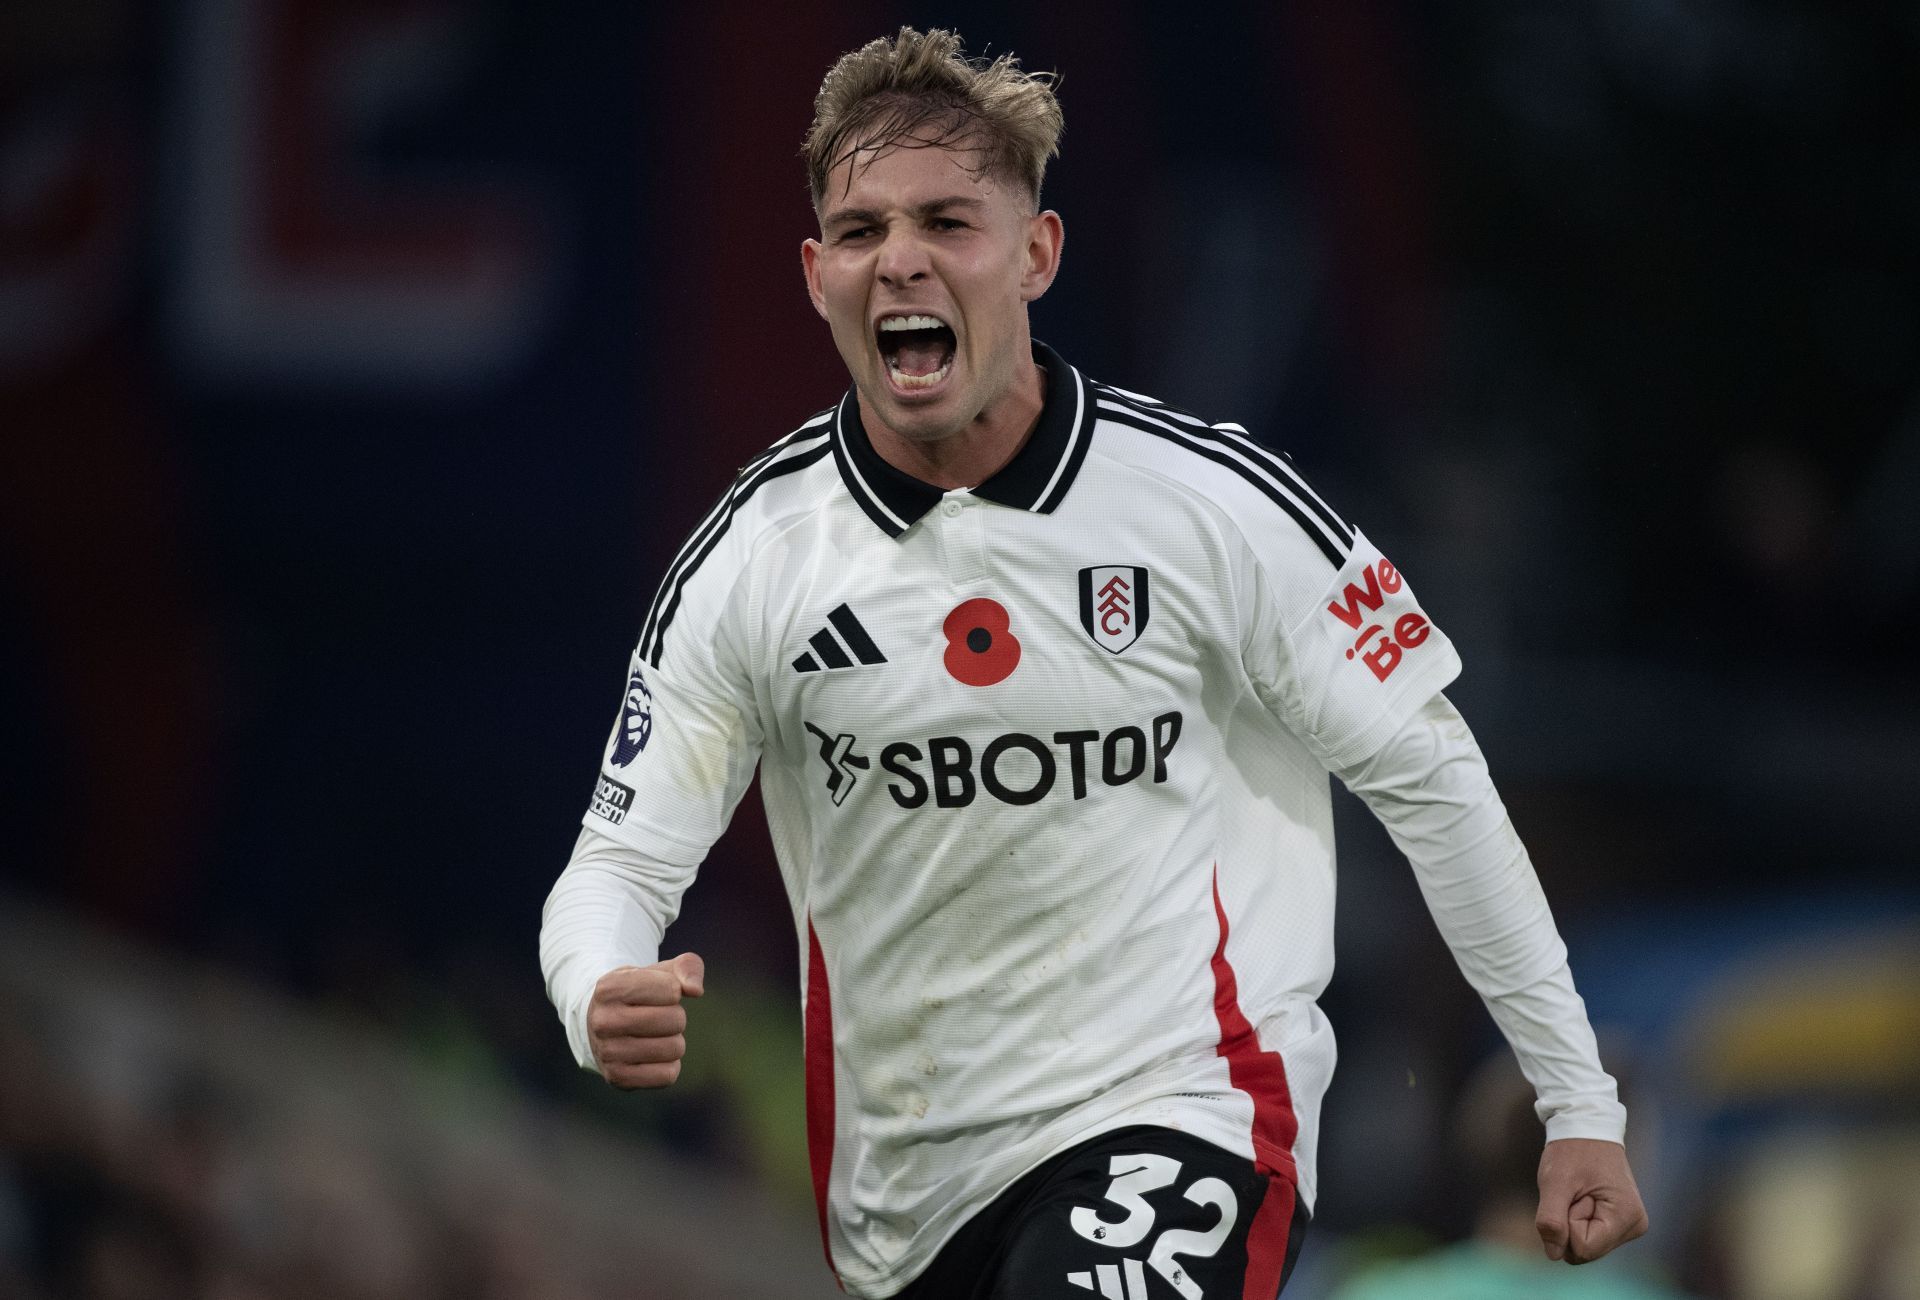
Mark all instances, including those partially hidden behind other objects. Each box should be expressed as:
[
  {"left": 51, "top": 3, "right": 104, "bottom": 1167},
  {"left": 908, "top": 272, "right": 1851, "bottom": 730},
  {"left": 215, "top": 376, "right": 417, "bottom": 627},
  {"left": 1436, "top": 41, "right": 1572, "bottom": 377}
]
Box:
[
  {"left": 1535, "top": 1138, "right": 1649, "bottom": 1264},
  {"left": 586, "top": 952, "right": 705, "bottom": 1090}
]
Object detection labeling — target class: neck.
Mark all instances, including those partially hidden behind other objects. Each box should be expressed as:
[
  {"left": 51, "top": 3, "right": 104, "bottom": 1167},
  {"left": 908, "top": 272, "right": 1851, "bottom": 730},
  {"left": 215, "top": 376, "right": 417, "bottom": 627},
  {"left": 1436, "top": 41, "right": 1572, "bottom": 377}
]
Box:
[{"left": 860, "top": 353, "right": 1046, "bottom": 490}]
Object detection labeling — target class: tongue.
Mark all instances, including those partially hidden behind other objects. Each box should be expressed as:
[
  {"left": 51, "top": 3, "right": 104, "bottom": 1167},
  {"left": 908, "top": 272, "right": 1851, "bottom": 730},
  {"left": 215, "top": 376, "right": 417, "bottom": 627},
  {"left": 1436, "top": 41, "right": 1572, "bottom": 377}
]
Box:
[{"left": 892, "top": 339, "right": 949, "bottom": 377}]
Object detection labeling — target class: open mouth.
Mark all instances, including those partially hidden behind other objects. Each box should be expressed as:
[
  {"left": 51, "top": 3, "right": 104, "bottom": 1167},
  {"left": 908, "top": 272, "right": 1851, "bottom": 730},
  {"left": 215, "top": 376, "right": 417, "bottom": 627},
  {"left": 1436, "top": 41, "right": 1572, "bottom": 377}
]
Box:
[{"left": 876, "top": 313, "right": 957, "bottom": 392}]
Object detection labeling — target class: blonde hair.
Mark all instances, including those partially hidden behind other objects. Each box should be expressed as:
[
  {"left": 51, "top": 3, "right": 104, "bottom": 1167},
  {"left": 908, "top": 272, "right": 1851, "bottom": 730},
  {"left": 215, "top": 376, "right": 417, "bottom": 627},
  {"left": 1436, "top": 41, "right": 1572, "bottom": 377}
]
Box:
[{"left": 804, "top": 27, "right": 1063, "bottom": 210}]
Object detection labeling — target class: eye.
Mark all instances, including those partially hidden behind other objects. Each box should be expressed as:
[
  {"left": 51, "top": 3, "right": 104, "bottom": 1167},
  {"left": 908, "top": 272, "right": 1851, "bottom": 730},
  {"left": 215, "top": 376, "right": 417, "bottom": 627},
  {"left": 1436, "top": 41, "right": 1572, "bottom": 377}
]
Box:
[
  {"left": 836, "top": 225, "right": 876, "bottom": 243},
  {"left": 931, "top": 217, "right": 967, "bottom": 232}
]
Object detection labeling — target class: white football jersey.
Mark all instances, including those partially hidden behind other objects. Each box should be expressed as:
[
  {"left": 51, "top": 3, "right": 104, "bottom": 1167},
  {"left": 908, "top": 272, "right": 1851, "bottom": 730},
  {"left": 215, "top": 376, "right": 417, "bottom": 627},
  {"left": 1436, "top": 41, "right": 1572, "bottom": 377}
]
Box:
[{"left": 582, "top": 342, "right": 1461, "bottom": 1296}]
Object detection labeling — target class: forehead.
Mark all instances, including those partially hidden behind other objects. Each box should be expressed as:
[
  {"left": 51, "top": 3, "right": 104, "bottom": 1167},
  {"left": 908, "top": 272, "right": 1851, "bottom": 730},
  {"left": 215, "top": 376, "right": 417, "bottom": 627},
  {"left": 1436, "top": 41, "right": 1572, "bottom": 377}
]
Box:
[{"left": 819, "top": 136, "right": 1013, "bottom": 215}]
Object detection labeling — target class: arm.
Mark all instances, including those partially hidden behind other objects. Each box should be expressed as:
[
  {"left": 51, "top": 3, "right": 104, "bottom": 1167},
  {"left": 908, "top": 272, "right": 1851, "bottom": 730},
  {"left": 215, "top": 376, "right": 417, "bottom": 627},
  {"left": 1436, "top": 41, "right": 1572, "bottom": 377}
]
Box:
[
  {"left": 539, "top": 561, "right": 763, "bottom": 1087},
  {"left": 1332, "top": 692, "right": 1648, "bottom": 1263},
  {"left": 540, "top": 825, "right": 705, "bottom": 1085},
  {"left": 1203, "top": 441, "right": 1649, "bottom": 1260}
]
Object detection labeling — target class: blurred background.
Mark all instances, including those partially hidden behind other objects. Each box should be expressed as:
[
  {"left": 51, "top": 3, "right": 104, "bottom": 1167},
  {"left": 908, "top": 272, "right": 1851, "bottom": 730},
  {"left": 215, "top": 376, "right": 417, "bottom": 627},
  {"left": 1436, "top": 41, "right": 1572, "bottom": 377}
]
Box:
[{"left": 3, "top": 0, "right": 1917, "bottom": 1297}]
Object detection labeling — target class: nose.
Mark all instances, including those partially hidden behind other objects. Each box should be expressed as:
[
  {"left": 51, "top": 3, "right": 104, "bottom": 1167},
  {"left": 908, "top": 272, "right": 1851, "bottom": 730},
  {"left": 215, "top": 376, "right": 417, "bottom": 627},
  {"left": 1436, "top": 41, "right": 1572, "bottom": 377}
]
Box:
[{"left": 875, "top": 230, "right": 931, "bottom": 288}]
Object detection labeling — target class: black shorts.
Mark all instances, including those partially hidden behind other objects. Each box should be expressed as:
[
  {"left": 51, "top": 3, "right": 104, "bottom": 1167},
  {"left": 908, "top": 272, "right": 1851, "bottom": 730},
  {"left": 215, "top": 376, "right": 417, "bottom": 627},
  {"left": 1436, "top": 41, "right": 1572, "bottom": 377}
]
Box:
[{"left": 896, "top": 1125, "right": 1309, "bottom": 1300}]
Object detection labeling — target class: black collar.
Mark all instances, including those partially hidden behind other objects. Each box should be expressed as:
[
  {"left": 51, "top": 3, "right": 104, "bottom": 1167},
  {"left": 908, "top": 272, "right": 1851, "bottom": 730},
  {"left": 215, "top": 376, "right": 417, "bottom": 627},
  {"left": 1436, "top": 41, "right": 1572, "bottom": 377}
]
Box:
[{"left": 830, "top": 340, "right": 1096, "bottom": 538}]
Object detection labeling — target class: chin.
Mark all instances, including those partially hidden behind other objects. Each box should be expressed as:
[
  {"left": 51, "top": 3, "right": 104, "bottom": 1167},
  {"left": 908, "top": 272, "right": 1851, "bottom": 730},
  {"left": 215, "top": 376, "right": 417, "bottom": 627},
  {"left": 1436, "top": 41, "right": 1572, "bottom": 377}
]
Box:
[
  {"left": 867, "top": 365, "right": 972, "bottom": 440},
  {"left": 882, "top": 396, "right": 969, "bottom": 445}
]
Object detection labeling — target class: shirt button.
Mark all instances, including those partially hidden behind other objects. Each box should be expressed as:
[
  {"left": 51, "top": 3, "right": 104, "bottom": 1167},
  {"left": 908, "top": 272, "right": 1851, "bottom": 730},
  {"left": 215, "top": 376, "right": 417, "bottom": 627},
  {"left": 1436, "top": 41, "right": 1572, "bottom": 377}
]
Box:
[{"left": 943, "top": 500, "right": 963, "bottom": 518}]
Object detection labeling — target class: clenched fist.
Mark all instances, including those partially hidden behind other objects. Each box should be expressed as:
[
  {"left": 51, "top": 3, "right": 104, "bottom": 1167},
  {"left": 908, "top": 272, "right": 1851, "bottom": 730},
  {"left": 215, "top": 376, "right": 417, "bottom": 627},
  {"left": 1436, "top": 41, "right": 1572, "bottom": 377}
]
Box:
[
  {"left": 1536, "top": 1138, "right": 1649, "bottom": 1264},
  {"left": 587, "top": 952, "right": 705, "bottom": 1089}
]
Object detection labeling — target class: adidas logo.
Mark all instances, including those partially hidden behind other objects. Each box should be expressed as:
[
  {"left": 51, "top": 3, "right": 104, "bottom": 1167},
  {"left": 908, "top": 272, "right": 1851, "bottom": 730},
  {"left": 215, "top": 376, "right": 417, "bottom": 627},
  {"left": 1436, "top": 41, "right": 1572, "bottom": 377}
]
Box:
[
  {"left": 1068, "top": 1260, "right": 1150, "bottom": 1298},
  {"left": 792, "top": 603, "right": 887, "bottom": 673}
]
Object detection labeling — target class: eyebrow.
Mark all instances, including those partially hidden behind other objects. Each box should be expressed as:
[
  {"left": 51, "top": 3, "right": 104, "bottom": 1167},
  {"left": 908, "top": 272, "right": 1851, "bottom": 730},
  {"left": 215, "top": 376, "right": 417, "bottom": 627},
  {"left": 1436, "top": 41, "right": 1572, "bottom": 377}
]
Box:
[{"left": 821, "top": 195, "right": 988, "bottom": 230}]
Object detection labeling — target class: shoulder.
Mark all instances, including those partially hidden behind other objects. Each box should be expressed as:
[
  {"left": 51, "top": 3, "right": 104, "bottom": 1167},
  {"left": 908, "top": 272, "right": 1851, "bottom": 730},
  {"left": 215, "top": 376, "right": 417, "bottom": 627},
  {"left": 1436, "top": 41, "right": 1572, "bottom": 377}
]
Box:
[
  {"left": 1084, "top": 378, "right": 1356, "bottom": 574},
  {"left": 637, "top": 409, "right": 839, "bottom": 670},
  {"left": 710, "top": 407, "right": 842, "bottom": 539}
]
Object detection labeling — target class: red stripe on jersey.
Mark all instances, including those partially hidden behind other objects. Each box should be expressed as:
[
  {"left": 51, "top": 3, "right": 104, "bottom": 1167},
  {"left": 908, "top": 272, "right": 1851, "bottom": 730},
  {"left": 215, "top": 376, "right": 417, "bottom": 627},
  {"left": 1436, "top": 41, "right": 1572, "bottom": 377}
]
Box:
[
  {"left": 1243, "top": 1173, "right": 1299, "bottom": 1300},
  {"left": 805, "top": 917, "right": 841, "bottom": 1285},
  {"left": 1209, "top": 868, "right": 1300, "bottom": 1179}
]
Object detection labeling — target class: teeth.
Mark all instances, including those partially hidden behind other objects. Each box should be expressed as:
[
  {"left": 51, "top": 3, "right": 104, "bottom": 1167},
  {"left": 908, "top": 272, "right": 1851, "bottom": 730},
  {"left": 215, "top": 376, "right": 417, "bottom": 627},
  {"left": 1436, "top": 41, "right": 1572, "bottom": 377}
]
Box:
[
  {"left": 889, "top": 357, "right": 953, "bottom": 389},
  {"left": 878, "top": 314, "right": 948, "bottom": 332}
]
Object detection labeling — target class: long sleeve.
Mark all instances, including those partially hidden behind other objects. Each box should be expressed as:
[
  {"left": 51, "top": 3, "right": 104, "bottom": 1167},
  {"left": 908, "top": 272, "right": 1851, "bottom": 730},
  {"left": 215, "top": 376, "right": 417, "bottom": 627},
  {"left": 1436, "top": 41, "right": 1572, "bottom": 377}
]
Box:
[
  {"left": 538, "top": 537, "right": 763, "bottom": 1069},
  {"left": 539, "top": 825, "right": 701, "bottom": 1070},
  {"left": 1332, "top": 692, "right": 1627, "bottom": 1144}
]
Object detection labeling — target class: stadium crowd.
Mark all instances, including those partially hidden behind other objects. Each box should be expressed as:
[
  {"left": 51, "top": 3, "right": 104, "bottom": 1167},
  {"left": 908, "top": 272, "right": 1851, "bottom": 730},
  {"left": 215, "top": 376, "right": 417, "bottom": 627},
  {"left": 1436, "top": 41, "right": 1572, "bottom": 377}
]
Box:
[
  {"left": 7, "top": 900, "right": 1915, "bottom": 1300},
  {"left": 0, "top": 906, "right": 834, "bottom": 1300}
]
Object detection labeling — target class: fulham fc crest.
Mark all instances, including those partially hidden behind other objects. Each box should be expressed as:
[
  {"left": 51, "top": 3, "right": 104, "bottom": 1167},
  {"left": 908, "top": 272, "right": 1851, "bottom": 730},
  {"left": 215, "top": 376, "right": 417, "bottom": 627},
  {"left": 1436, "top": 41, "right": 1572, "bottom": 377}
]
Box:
[{"left": 1078, "top": 565, "right": 1151, "bottom": 654}]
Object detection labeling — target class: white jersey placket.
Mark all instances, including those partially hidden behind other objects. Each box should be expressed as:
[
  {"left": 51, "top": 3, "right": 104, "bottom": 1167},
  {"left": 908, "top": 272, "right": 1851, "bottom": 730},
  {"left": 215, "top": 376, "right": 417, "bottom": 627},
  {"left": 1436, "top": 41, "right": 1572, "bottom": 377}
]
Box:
[{"left": 933, "top": 490, "right": 990, "bottom": 592}]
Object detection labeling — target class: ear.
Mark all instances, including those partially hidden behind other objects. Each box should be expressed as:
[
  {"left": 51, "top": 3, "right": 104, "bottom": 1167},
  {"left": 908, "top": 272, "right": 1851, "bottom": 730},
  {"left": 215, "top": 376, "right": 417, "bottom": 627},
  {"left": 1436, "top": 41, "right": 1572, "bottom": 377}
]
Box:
[
  {"left": 801, "top": 238, "right": 829, "bottom": 321},
  {"left": 1018, "top": 210, "right": 1065, "bottom": 303}
]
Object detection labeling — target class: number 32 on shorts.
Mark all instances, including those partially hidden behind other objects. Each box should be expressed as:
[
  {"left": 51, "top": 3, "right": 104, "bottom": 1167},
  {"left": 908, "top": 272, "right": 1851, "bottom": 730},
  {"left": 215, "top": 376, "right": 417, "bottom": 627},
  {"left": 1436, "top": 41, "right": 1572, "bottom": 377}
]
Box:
[{"left": 1068, "top": 1153, "right": 1237, "bottom": 1299}]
